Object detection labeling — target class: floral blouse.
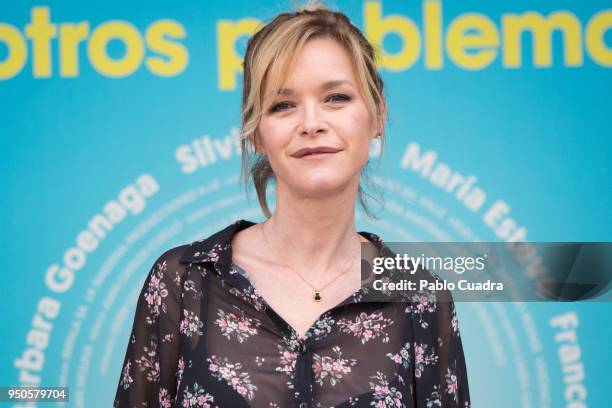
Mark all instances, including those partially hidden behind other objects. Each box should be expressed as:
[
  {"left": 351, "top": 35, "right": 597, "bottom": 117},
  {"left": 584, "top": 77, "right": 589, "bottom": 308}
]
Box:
[{"left": 114, "top": 219, "right": 470, "bottom": 408}]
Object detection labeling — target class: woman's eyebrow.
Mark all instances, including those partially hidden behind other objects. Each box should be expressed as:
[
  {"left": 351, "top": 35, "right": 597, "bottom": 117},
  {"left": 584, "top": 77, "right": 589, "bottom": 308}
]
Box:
[
  {"left": 321, "top": 79, "right": 353, "bottom": 90},
  {"left": 273, "top": 80, "right": 354, "bottom": 97}
]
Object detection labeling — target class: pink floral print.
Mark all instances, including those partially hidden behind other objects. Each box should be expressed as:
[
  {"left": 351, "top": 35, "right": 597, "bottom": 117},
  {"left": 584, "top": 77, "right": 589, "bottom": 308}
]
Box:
[
  {"left": 369, "top": 371, "right": 404, "bottom": 407},
  {"left": 206, "top": 355, "right": 258, "bottom": 400},
  {"left": 228, "top": 286, "right": 266, "bottom": 311},
  {"left": 144, "top": 260, "right": 169, "bottom": 324},
  {"left": 451, "top": 304, "right": 460, "bottom": 336},
  {"left": 425, "top": 385, "right": 443, "bottom": 407},
  {"left": 135, "top": 338, "right": 160, "bottom": 381},
  {"left": 119, "top": 360, "right": 133, "bottom": 390},
  {"left": 159, "top": 387, "right": 172, "bottom": 408},
  {"left": 310, "top": 312, "right": 336, "bottom": 340},
  {"left": 183, "top": 278, "right": 203, "bottom": 300},
  {"left": 181, "top": 382, "right": 217, "bottom": 407},
  {"left": 405, "top": 292, "right": 437, "bottom": 329},
  {"left": 387, "top": 342, "right": 411, "bottom": 369},
  {"left": 180, "top": 308, "right": 204, "bottom": 337},
  {"left": 414, "top": 342, "right": 439, "bottom": 378},
  {"left": 445, "top": 368, "right": 459, "bottom": 403},
  {"left": 214, "top": 307, "right": 260, "bottom": 343},
  {"left": 275, "top": 344, "right": 298, "bottom": 389},
  {"left": 176, "top": 356, "right": 187, "bottom": 391},
  {"left": 337, "top": 311, "right": 394, "bottom": 343},
  {"left": 312, "top": 346, "right": 357, "bottom": 387},
  {"left": 275, "top": 345, "right": 298, "bottom": 376}
]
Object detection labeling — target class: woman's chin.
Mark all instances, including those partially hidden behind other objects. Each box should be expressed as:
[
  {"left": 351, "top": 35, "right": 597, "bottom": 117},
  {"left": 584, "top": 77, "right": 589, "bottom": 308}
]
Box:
[{"left": 294, "top": 178, "right": 353, "bottom": 197}]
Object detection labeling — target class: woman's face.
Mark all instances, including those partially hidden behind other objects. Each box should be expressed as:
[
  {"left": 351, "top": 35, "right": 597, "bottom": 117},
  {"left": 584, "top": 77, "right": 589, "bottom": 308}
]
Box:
[{"left": 256, "top": 37, "right": 377, "bottom": 199}]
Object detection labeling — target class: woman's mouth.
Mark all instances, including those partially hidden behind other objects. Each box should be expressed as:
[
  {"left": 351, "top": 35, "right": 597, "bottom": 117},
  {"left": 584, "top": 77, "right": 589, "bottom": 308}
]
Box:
[{"left": 292, "top": 146, "right": 342, "bottom": 159}]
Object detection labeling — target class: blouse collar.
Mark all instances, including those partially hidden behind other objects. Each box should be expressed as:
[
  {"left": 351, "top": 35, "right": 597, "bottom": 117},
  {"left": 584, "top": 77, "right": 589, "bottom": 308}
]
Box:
[{"left": 178, "top": 219, "right": 394, "bottom": 279}]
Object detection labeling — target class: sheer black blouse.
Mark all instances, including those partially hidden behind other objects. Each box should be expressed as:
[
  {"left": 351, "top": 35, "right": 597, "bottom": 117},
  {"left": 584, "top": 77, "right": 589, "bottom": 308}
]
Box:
[{"left": 114, "top": 219, "right": 470, "bottom": 407}]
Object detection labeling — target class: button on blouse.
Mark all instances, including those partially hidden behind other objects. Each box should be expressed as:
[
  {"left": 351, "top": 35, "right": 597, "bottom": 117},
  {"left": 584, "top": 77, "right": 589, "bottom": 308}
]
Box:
[{"left": 114, "top": 219, "right": 471, "bottom": 407}]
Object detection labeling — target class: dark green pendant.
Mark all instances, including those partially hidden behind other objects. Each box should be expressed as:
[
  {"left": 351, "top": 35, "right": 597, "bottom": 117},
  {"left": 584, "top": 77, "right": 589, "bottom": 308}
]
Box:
[{"left": 314, "top": 291, "right": 322, "bottom": 302}]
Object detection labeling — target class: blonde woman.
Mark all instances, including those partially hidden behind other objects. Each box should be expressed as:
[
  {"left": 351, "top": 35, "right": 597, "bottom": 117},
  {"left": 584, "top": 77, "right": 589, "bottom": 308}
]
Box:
[{"left": 115, "top": 4, "right": 470, "bottom": 408}]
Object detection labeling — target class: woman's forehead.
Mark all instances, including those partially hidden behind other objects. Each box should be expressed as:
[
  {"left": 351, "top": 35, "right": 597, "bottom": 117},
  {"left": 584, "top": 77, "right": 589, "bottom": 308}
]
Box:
[{"left": 264, "top": 38, "right": 359, "bottom": 95}]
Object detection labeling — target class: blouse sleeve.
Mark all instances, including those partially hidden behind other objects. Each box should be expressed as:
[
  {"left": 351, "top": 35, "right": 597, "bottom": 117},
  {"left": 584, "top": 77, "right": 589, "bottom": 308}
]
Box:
[
  {"left": 409, "top": 278, "right": 471, "bottom": 407},
  {"left": 113, "top": 247, "right": 184, "bottom": 408}
]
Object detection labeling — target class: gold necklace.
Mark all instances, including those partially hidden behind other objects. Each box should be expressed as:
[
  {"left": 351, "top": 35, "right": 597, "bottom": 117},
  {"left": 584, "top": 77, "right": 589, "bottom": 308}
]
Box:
[{"left": 259, "top": 223, "right": 361, "bottom": 302}]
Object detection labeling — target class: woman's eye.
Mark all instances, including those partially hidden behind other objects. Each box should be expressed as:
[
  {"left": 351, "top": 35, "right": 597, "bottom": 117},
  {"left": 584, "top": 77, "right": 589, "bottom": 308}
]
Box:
[
  {"left": 326, "top": 93, "right": 352, "bottom": 103},
  {"left": 268, "top": 94, "right": 350, "bottom": 113},
  {"left": 269, "top": 101, "right": 293, "bottom": 113}
]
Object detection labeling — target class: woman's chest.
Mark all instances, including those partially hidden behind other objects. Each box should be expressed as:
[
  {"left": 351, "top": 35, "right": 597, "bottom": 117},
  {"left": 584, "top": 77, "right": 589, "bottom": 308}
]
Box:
[
  {"left": 175, "top": 286, "right": 413, "bottom": 408},
  {"left": 240, "top": 263, "right": 362, "bottom": 338}
]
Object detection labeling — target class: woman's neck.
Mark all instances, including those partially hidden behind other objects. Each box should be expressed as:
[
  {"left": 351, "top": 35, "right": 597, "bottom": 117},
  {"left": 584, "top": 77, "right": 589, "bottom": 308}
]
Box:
[{"left": 262, "top": 181, "right": 366, "bottom": 280}]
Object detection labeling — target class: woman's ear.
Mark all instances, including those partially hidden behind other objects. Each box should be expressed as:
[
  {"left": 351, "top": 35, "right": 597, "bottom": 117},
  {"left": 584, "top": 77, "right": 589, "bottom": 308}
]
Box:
[
  {"left": 377, "top": 102, "right": 387, "bottom": 136},
  {"left": 252, "top": 130, "right": 266, "bottom": 154}
]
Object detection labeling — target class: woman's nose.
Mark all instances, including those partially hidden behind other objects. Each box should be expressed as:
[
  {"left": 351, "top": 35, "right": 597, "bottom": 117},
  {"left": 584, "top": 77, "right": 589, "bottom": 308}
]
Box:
[{"left": 298, "top": 103, "right": 328, "bottom": 137}]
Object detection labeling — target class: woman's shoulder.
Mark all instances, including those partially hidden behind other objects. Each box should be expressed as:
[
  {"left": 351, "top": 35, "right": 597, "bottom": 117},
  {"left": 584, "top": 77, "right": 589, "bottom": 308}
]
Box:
[
  {"left": 154, "top": 243, "right": 192, "bottom": 268},
  {"left": 149, "top": 219, "right": 254, "bottom": 278}
]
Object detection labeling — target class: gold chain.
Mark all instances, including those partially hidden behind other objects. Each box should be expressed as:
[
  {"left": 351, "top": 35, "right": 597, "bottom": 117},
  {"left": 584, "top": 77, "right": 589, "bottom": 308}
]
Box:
[{"left": 259, "top": 222, "right": 361, "bottom": 302}]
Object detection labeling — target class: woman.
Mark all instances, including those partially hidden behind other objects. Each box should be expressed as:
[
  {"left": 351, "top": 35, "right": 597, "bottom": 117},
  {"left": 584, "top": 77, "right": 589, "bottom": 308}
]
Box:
[{"left": 114, "top": 4, "right": 470, "bottom": 408}]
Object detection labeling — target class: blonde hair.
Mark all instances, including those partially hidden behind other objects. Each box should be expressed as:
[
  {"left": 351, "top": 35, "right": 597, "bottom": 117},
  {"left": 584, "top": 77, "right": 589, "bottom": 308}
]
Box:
[{"left": 240, "top": 2, "right": 387, "bottom": 219}]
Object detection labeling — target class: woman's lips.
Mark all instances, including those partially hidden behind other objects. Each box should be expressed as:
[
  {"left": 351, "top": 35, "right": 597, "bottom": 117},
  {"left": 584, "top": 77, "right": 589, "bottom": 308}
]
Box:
[
  {"left": 292, "top": 146, "right": 343, "bottom": 160},
  {"left": 294, "top": 151, "right": 339, "bottom": 160},
  {"left": 292, "top": 146, "right": 341, "bottom": 158}
]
